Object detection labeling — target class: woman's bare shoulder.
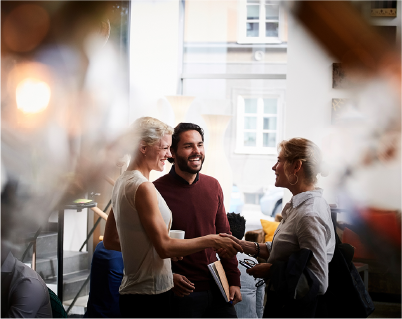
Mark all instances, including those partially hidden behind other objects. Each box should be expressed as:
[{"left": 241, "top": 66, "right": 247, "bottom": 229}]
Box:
[{"left": 136, "top": 181, "right": 157, "bottom": 199}]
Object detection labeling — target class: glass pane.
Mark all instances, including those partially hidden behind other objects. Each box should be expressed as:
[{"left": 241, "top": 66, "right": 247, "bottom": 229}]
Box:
[
  {"left": 265, "top": 22, "right": 278, "bottom": 37},
  {"left": 264, "top": 99, "right": 277, "bottom": 113},
  {"left": 244, "top": 117, "right": 257, "bottom": 129},
  {"left": 247, "top": 0, "right": 259, "bottom": 3},
  {"left": 244, "top": 99, "right": 258, "bottom": 113},
  {"left": 247, "top": 23, "right": 259, "bottom": 37},
  {"left": 263, "top": 117, "right": 276, "bottom": 130},
  {"left": 247, "top": 5, "right": 260, "bottom": 20},
  {"left": 265, "top": 4, "right": 279, "bottom": 19},
  {"left": 263, "top": 133, "right": 276, "bottom": 147},
  {"left": 244, "top": 132, "right": 257, "bottom": 146}
]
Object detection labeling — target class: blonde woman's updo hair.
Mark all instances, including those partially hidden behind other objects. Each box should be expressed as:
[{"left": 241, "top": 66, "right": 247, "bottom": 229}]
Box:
[
  {"left": 278, "top": 137, "right": 328, "bottom": 185},
  {"left": 131, "top": 117, "right": 173, "bottom": 146}
]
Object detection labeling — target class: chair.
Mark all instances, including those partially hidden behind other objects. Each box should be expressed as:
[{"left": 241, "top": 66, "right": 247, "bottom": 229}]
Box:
[{"left": 330, "top": 207, "right": 370, "bottom": 291}]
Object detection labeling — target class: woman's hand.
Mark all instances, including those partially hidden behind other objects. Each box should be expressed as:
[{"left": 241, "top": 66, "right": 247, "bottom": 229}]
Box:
[
  {"left": 211, "top": 235, "right": 243, "bottom": 258},
  {"left": 218, "top": 234, "right": 271, "bottom": 260},
  {"left": 246, "top": 263, "right": 272, "bottom": 279},
  {"left": 172, "top": 274, "right": 195, "bottom": 297},
  {"left": 218, "top": 233, "right": 241, "bottom": 245},
  {"left": 215, "top": 233, "right": 243, "bottom": 258}
]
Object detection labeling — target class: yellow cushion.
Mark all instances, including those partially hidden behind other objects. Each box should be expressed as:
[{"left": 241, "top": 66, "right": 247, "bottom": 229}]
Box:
[{"left": 260, "top": 219, "right": 280, "bottom": 242}]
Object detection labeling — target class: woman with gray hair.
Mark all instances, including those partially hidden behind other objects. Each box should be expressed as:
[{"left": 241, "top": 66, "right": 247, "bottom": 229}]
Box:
[
  {"left": 220, "top": 137, "right": 335, "bottom": 317},
  {"left": 110, "top": 117, "right": 242, "bottom": 318}
]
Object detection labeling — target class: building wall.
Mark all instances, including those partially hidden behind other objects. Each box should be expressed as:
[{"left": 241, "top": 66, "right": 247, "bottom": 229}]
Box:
[
  {"left": 184, "top": 0, "right": 238, "bottom": 43},
  {"left": 183, "top": 0, "right": 288, "bottom": 203},
  {"left": 182, "top": 77, "right": 286, "bottom": 196}
]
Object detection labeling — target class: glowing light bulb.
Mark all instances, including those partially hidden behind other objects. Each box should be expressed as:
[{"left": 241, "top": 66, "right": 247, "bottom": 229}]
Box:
[{"left": 16, "top": 78, "right": 50, "bottom": 114}]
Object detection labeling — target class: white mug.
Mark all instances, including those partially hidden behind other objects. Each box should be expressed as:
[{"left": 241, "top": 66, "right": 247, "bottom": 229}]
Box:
[{"left": 169, "top": 230, "right": 185, "bottom": 239}]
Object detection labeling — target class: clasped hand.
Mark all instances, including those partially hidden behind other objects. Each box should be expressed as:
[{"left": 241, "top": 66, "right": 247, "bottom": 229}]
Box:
[
  {"left": 213, "top": 234, "right": 243, "bottom": 258},
  {"left": 215, "top": 233, "right": 243, "bottom": 259}
]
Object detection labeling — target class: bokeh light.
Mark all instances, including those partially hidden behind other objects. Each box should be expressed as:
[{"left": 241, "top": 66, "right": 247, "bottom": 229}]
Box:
[
  {"left": 3, "top": 4, "right": 50, "bottom": 52},
  {"left": 16, "top": 78, "right": 51, "bottom": 114}
]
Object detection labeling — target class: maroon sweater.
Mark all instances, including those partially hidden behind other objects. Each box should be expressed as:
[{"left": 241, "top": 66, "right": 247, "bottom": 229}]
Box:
[{"left": 153, "top": 168, "right": 241, "bottom": 292}]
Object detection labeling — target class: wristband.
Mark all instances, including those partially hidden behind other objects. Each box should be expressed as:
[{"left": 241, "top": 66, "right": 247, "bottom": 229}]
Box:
[
  {"left": 255, "top": 242, "right": 260, "bottom": 258},
  {"left": 248, "top": 242, "right": 260, "bottom": 258}
]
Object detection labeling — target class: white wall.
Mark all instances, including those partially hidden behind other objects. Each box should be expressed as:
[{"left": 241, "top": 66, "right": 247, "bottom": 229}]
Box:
[
  {"left": 285, "top": 15, "right": 345, "bottom": 204},
  {"left": 129, "top": 0, "right": 180, "bottom": 124},
  {"left": 64, "top": 209, "right": 89, "bottom": 250},
  {"left": 49, "top": 209, "right": 89, "bottom": 251}
]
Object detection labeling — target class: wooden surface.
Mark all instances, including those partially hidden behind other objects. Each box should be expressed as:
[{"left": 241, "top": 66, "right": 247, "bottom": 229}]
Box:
[{"left": 245, "top": 229, "right": 265, "bottom": 243}]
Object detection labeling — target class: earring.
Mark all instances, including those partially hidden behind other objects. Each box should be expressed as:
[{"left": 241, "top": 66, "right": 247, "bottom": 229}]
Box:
[{"left": 289, "top": 174, "right": 298, "bottom": 186}]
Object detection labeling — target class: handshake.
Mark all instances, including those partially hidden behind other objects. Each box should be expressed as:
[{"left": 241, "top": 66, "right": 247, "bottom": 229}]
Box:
[
  {"left": 169, "top": 230, "right": 243, "bottom": 259},
  {"left": 213, "top": 233, "right": 244, "bottom": 259}
]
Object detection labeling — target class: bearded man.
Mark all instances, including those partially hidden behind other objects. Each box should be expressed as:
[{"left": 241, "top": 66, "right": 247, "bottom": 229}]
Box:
[{"left": 153, "top": 123, "right": 241, "bottom": 318}]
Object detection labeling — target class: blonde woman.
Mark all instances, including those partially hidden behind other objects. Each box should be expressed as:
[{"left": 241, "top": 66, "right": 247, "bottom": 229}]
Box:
[
  {"left": 220, "top": 138, "right": 335, "bottom": 318},
  {"left": 111, "top": 117, "right": 242, "bottom": 318}
]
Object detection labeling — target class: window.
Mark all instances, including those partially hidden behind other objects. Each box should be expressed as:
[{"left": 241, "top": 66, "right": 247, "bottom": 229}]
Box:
[
  {"left": 237, "top": 0, "right": 285, "bottom": 44},
  {"left": 235, "top": 92, "right": 283, "bottom": 154}
]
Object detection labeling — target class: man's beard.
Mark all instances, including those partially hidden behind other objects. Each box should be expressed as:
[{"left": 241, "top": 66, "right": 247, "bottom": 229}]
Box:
[{"left": 175, "top": 154, "right": 205, "bottom": 174}]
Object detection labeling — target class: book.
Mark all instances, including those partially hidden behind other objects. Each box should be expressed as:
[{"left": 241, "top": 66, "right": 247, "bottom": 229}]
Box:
[{"left": 207, "top": 260, "right": 231, "bottom": 303}]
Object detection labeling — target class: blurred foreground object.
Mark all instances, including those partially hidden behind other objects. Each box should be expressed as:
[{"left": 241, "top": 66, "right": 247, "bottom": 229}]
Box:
[
  {"left": 290, "top": 0, "right": 401, "bottom": 296},
  {"left": 1, "top": 1, "right": 130, "bottom": 247},
  {"left": 293, "top": 1, "right": 401, "bottom": 85},
  {"left": 291, "top": 0, "right": 401, "bottom": 208}
]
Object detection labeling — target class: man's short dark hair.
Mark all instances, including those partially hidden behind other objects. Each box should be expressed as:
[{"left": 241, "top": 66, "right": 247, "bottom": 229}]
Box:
[
  {"left": 227, "top": 213, "right": 246, "bottom": 240},
  {"left": 168, "top": 123, "right": 204, "bottom": 164}
]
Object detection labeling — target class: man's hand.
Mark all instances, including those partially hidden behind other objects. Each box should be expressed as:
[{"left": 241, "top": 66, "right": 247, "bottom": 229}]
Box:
[
  {"left": 246, "top": 263, "right": 272, "bottom": 279},
  {"left": 229, "top": 286, "right": 242, "bottom": 305},
  {"left": 171, "top": 256, "right": 183, "bottom": 262},
  {"left": 212, "top": 234, "right": 243, "bottom": 258},
  {"left": 216, "top": 234, "right": 242, "bottom": 259},
  {"left": 172, "top": 274, "right": 195, "bottom": 297},
  {"left": 219, "top": 233, "right": 241, "bottom": 245}
]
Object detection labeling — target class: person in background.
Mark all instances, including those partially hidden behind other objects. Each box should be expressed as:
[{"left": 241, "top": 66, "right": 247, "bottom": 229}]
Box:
[
  {"left": 104, "top": 117, "right": 242, "bottom": 318},
  {"left": 227, "top": 213, "right": 265, "bottom": 318},
  {"left": 220, "top": 138, "right": 335, "bottom": 318},
  {"left": 84, "top": 240, "right": 124, "bottom": 318},
  {"left": 1, "top": 250, "right": 52, "bottom": 318},
  {"left": 1, "top": 181, "right": 52, "bottom": 318}
]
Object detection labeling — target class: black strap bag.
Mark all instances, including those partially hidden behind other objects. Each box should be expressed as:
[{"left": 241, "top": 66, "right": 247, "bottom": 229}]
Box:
[
  {"left": 264, "top": 248, "right": 321, "bottom": 318},
  {"left": 324, "top": 230, "right": 375, "bottom": 318}
]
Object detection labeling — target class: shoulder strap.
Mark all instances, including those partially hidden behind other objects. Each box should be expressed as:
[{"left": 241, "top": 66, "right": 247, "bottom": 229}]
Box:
[
  {"left": 332, "top": 223, "right": 354, "bottom": 263},
  {"left": 332, "top": 221, "right": 342, "bottom": 246}
]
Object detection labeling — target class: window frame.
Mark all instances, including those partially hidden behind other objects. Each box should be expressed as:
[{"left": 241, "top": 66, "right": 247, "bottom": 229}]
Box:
[
  {"left": 234, "top": 89, "right": 285, "bottom": 155},
  {"left": 237, "top": 0, "right": 285, "bottom": 44}
]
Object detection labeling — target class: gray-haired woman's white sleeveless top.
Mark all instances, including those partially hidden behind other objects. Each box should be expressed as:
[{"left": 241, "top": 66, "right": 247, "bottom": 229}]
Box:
[{"left": 112, "top": 170, "right": 173, "bottom": 295}]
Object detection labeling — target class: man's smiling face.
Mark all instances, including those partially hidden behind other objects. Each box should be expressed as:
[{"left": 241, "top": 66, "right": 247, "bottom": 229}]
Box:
[{"left": 173, "top": 130, "right": 205, "bottom": 174}]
